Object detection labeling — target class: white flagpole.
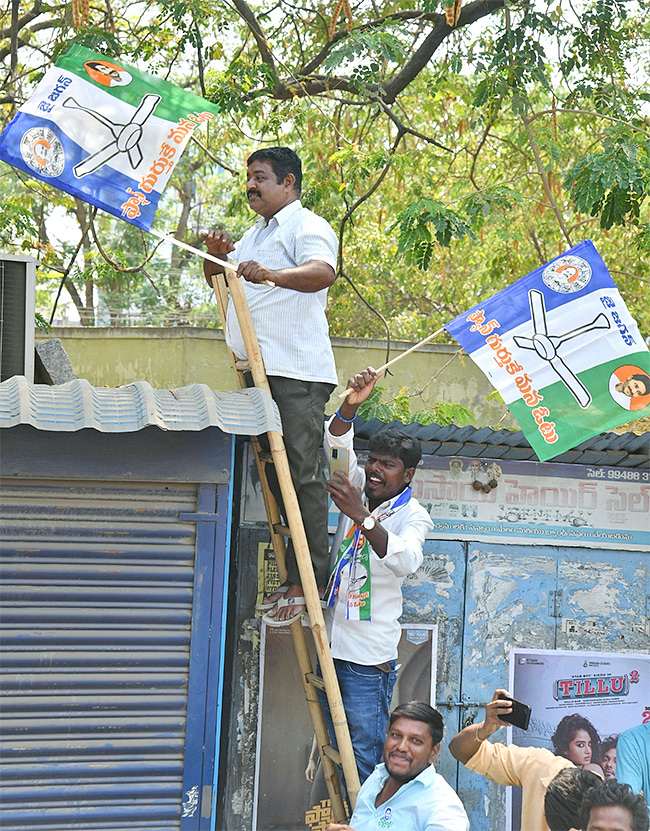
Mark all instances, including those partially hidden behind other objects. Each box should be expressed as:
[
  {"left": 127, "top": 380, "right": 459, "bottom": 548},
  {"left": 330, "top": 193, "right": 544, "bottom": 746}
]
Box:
[{"left": 149, "top": 228, "right": 238, "bottom": 273}]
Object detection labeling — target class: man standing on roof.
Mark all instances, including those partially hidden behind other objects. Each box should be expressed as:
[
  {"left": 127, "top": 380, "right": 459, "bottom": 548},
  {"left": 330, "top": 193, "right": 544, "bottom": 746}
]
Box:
[
  {"left": 203, "top": 147, "right": 338, "bottom": 625},
  {"left": 321, "top": 369, "right": 433, "bottom": 782}
]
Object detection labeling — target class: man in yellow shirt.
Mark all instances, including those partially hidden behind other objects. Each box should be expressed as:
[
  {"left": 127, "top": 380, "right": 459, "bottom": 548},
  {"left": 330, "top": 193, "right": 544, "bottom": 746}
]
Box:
[{"left": 449, "top": 689, "right": 601, "bottom": 831}]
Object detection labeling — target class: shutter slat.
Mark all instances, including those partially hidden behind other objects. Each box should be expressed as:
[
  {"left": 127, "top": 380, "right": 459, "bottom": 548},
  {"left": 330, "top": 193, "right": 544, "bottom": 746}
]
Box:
[{"left": 0, "top": 479, "right": 197, "bottom": 830}]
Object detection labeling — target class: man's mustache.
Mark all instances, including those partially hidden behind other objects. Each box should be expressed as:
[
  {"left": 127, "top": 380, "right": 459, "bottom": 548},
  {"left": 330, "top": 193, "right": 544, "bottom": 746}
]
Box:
[{"left": 247, "top": 189, "right": 261, "bottom": 198}]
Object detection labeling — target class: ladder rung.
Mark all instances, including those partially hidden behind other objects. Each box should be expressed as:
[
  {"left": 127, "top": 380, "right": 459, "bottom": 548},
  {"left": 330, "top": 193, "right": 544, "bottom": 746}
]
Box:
[
  {"left": 322, "top": 745, "right": 342, "bottom": 765},
  {"left": 306, "top": 672, "right": 326, "bottom": 691},
  {"left": 216, "top": 276, "right": 360, "bottom": 815}
]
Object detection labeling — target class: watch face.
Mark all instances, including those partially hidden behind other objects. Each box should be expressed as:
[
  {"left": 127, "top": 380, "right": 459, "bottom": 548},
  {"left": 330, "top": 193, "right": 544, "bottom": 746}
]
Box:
[{"left": 363, "top": 516, "right": 375, "bottom": 530}]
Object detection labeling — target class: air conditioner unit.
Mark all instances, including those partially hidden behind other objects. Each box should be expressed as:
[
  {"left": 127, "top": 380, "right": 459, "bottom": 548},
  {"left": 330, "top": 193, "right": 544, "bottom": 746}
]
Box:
[{"left": 0, "top": 255, "right": 37, "bottom": 382}]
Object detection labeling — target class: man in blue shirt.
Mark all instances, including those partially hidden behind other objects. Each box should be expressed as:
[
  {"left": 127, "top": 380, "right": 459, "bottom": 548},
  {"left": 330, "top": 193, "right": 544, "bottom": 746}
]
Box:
[
  {"left": 616, "top": 723, "right": 650, "bottom": 810},
  {"left": 328, "top": 701, "right": 469, "bottom": 831}
]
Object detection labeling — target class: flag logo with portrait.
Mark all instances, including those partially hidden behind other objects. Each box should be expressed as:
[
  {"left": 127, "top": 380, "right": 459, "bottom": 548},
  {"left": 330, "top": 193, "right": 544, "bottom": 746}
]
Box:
[{"left": 445, "top": 240, "right": 650, "bottom": 461}]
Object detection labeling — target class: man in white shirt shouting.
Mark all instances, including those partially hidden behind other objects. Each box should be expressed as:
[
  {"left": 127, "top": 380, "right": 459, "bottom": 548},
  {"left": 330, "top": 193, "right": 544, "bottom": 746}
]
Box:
[
  {"left": 321, "top": 368, "right": 434, "bottom": 782},
  {"left": 203, "top": 147, "right": 338, "bottom": 625}
]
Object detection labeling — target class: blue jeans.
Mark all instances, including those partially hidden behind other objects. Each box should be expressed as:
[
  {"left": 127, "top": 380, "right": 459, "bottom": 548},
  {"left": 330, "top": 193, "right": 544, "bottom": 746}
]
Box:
[{"left": 317, "top": 659, "right": 398, "bottom": 784}]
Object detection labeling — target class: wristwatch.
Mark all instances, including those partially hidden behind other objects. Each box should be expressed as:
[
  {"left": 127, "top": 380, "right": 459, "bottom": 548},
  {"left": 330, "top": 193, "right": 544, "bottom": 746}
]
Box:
[{"left": 362, "top": 515, "right": 376, "bottom": 531}]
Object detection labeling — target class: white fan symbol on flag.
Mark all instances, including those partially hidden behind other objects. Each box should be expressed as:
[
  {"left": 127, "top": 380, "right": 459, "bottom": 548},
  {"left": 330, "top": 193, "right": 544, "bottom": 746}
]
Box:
[
  {"left": 63, "top": 94, "right": 162, "bottom": 177},
  {"left": 513, "top": 290, "right": 611, "bottom": 409}
]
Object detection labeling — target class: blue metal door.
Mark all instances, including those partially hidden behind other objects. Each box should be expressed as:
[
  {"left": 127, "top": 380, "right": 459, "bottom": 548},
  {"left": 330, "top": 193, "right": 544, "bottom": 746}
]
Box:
[
  {"left": 455, "top": 542, "right": 649, "bottom": 831},
  {"left": 402, "top": 538, "right": 467, "bottom": 789}
]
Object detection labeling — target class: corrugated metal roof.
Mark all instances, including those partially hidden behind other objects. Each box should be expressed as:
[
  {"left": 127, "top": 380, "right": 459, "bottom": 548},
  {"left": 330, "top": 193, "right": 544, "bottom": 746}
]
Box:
[
  {"left": 353, "top": 418, "right": 650, "bottom": 468},
  {"left": 0, "top": 376, "right": 282, "bottom": 435}
]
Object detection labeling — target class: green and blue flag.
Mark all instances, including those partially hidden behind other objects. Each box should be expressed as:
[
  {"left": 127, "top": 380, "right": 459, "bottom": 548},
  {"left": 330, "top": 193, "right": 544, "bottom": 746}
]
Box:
[
  {"left": 445, "top": 240, "right": 650, "bottom": 461},
  {"left": 0, "top": 45, "right": 218, "bottom": 230}
]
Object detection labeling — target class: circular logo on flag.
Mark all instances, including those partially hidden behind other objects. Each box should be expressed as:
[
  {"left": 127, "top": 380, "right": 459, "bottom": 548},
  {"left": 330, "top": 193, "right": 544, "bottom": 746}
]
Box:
[
  {"left": 20, "top": 127, "right": 65, "bottom": 177},
  {"left": 83, "top": 60, "right": 132, "bottom": 87},
  {"left": 542, "top": 255, "right": 592, "bottom": 293},
  {"left": 609, "top": 365, "right": 650, "bottom": 411}
]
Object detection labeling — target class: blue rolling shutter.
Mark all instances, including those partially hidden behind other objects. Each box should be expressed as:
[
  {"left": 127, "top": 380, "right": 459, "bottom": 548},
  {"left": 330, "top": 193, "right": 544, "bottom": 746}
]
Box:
[{"left": 0, "top": 479, "right": 202, "bottom": 830}]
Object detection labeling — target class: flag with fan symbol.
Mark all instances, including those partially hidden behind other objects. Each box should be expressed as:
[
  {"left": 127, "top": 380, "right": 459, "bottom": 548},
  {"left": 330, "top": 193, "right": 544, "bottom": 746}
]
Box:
[
  {"left": 0, "top": 44, "right": 218, "bottom": 231},
  {"left": 445, "top": 240, "right": 650, "bottom": 461}
]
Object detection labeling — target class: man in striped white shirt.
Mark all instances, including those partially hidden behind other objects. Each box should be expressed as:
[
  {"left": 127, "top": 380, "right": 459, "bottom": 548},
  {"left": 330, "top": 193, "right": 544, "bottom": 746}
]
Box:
[{"left": 203, "top": 147, "right": 338, "bottom": 624}]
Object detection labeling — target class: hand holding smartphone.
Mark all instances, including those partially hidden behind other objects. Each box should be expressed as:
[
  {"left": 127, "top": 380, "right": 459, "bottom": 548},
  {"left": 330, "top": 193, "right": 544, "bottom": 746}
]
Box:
[
  {"left": 329, "top": 447, "right": 350, "bottom": 479},
  {"left": 497, "top": 693, "right": 531, "bottom": 730}
]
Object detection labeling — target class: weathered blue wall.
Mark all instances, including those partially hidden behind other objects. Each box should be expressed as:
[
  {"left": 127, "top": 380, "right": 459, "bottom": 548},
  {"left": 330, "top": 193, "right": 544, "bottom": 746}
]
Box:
[{"left": 221, "top": 441, "right": 649, "bottom": 831}]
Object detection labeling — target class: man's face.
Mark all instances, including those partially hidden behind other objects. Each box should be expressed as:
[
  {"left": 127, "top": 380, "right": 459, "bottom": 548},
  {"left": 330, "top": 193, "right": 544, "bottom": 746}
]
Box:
[
  {"left": 95, "top": 63, "right": 121, "bottom": 80},
  {"left": 601, "top": 747, "right": 616, "bottom": 779},
  {"left": 245, "top": 160, "right": 295, "bottom": 220},
  {"left": 383, "top": 717, "right": 439, "bottom": 783},
  {"left": 364, "top": 451, "right": 414, "bottom": 507},
  {"left": 585, "top": 805, "right": 634, "bottom": 831},
  {"left": 616, "top": 375, "right": 649, "bottom": 398}
]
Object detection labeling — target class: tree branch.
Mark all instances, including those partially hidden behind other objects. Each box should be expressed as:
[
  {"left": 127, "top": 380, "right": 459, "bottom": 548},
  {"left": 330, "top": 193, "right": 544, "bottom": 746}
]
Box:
[
  {"left": 0, "top": 0, "right": 43, "bottom": 40},
  {"left": 528, "top": 108, "right": 650, "bottom": 139},
  {"left": 231, "top": 0, "right": 278, "bottom": 79},
  {"left": 376, "top": 99, "right": 453, "bottom": 153},
  {"left": 239, "top": 0, "right": 505, "bottom": 106},
  {"left": 381, "top": 0, "right": 506, "bottom": 104}
]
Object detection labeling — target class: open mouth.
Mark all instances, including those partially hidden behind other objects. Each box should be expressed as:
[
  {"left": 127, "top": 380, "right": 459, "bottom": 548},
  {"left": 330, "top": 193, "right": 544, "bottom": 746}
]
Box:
[{"left": 366, "top": 474, "right": 384, "bottom": 486}]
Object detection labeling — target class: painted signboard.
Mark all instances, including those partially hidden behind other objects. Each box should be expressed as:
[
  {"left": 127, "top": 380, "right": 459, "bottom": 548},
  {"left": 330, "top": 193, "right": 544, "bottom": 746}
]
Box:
[
  {"left": 393, "top": 455, "right": 648, "bottom": 551},
  {"left": 242, "top": 444, "right": 649, "bottom": 551}
]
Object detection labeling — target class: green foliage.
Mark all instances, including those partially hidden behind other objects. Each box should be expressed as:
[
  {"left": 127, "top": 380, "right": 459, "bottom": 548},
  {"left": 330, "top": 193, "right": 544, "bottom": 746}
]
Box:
[
  {"left": 462, "top": 186, "right": 524, "bottom": 231},
  {"left": 323, "top": 28, "right": 406, "bottom": 88},
  {"left": 329, "top": 144, "right": 393, "bottom": 194},
  {"left": 34, "top": 312, "right": 51, "bottom": 332},
  {"left": 0, "top": 203, "right": 38, "bottom": 247},
  {"left": 392, "top": 200, "right": 474, "bottom": 269},
  {"left": 636, "top": 224, "right": 650, "bottom": 253},
  {"left": 208, "top": 59, "right": 276, "bottom": 113},
  {"left": 564, "top": 128, "right": 650, "bottom": 229},
  {"left": 357, "top": 385, "right": 475, "bottom": 426},
  {"left": 471, "top": 10, "right": 555, "bottom": 113}
]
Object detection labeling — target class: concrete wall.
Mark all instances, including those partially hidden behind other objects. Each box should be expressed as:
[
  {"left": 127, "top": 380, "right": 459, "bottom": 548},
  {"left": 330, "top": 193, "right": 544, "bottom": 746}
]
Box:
[{"left": 38, "top": 327, "right": 517, "bottom": 428}]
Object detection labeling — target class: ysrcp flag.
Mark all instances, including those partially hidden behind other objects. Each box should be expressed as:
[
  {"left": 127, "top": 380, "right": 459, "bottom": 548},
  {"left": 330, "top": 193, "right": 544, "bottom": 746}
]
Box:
[
  {"left": 0, "top": 45, "right": 218, "bottom": 230},
  {"left": 445, "top": 240, "right": 650, "bottom": 461}
]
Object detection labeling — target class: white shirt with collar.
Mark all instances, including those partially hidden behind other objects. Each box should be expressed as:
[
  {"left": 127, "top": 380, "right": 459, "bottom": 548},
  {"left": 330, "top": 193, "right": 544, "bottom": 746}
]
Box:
[
  {"left": 350, "top": 763, "right": 469, "bottom": 831},
  {"left": 224, "top": 199, "right": 338, "bottom": 384},
  {"left": 323, "top": 419, "right": 433, "bottom": 664}
]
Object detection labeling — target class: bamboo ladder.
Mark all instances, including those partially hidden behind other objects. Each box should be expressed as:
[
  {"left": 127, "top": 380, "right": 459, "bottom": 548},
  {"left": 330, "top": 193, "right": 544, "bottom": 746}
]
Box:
[{"left": 210, "top": 269, "right": 361, "bottom": 819}]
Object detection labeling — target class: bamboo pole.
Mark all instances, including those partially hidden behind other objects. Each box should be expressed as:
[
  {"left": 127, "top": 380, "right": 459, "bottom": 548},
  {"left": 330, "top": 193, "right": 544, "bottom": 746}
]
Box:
[
  {"left": 338, "top": 325, "right": 447, "bottom": 399},
  {"left": 291, "top": 625, "right": 347, "bottom": 822},
  {"left": 224, "top": 271, "right": 361, "bottom": 808},
  {"left": 211, "top": 273, "right": 289, "bottom": 576}
]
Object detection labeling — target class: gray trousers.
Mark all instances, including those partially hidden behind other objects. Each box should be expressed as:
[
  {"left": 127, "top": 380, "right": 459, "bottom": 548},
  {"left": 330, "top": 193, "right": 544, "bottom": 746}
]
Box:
[{"left": 265, "top": 376, "right": 335, "bottom": 587}]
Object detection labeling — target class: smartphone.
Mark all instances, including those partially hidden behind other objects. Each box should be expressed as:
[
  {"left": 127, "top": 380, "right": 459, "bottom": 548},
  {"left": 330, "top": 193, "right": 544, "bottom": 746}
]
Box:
[
  {"left": 497, "top": 693, "right": 531, "bottom": 730},
  {"left": 329, "top": 447, "right": 350, "bottom": 479}
]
